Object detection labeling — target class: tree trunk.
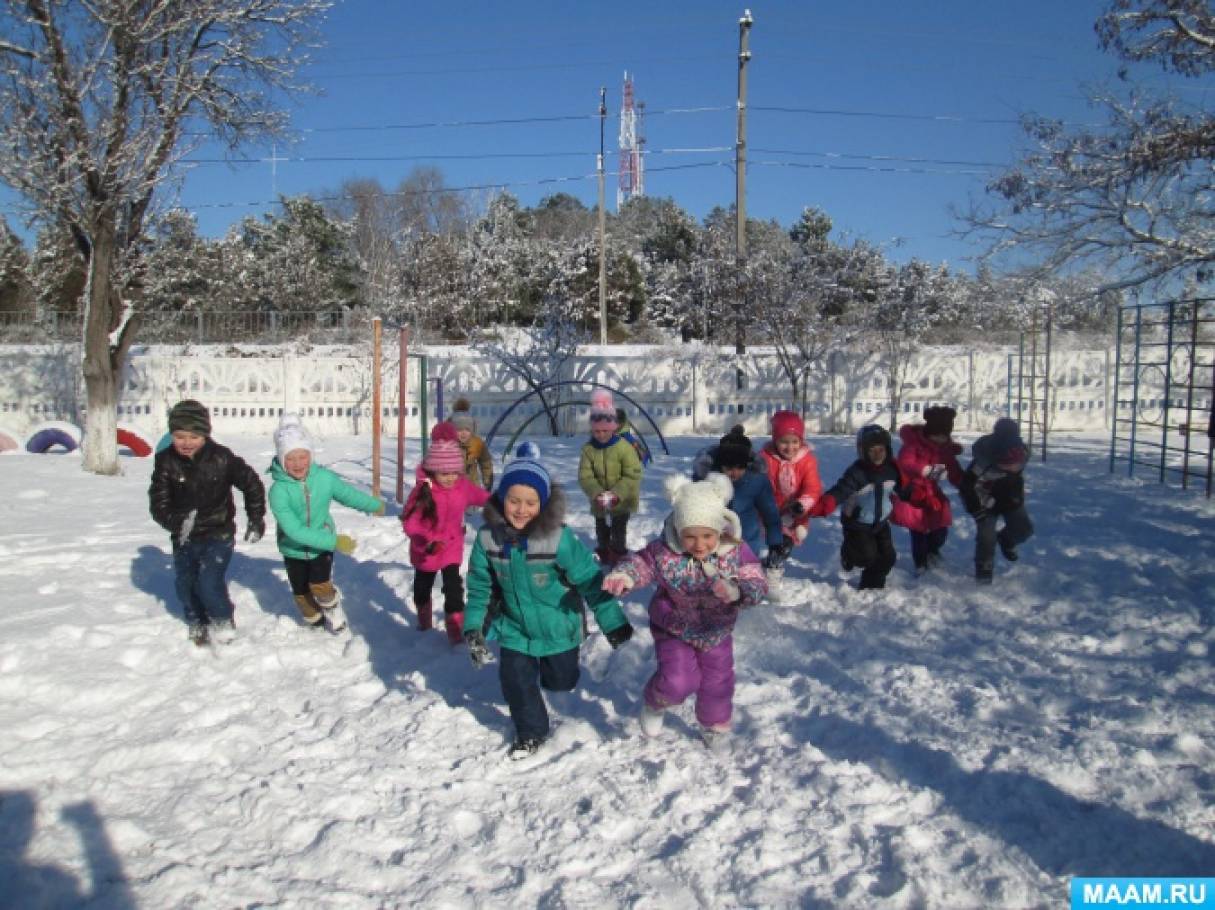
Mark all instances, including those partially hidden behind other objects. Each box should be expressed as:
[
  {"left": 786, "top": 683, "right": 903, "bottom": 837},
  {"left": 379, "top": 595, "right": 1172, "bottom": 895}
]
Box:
[{"left": 80, "top": 224, "right": 121, "bottom": 475}]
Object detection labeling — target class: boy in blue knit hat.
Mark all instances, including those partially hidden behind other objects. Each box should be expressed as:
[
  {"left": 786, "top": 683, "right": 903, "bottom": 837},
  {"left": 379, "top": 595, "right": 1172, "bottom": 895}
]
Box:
[{"left": 463, "top": 442, "right": 635, "bottom": 760}]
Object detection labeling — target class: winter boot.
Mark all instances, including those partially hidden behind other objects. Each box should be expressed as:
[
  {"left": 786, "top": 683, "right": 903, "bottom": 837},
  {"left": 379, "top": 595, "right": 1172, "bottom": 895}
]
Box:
[
  {"left": 701, "top": 725, "right": 731, "bottom": 755},
  {"left": 640, "top": 705, "right": 665, "bottom": 738},
  {"left": 976, "top": 569, "right": 993, "bottom": 585},
  {"left": 211, "top": 619, "right": 237, "bottom": 644},
  {"left": 445, "top": 610, "right": 465, "bottom": 646},
  {"left": 998, "top": 536, "right": 1019, "bottom": 562},
  {"left": 310, "top": 582, "right": 347, "bottom": 632},
  {"left": 508, "top": 736, "right": 544, "bottom": 761},
  {"left": 188, "top": 623, "right": 210, "bottom": 647},
  {"left": 292, "top": 593, "right": 324, "bottom": 629},
  {"left": 415, "top": 600, "right": 433, "bottom": 631}
]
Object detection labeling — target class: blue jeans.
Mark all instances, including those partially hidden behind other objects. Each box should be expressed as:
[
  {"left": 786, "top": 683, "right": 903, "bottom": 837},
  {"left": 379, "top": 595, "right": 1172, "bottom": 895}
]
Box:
[
  {"left": 173, "top": 536, "right": 235, "bottom": 627},
  {"left": 498, "top": 645, "right": 580, "bottom": 741}
]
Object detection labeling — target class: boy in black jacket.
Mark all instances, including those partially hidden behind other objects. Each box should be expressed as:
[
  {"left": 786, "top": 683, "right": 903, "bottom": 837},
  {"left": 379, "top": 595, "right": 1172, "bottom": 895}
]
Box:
[
  {"left": 960, "top": 418, "right": 1033, "bottom": 584},
  {"left": 148, "top": 399, "right": 266, "bottom": 645},
  {"left": 809, "top": 424, "right": 911, "bottom": 590}
]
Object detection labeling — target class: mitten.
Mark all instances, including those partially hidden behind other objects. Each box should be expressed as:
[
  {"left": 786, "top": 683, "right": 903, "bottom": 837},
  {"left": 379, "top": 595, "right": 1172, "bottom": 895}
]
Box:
[
  {"left": 601, "top": 573, "right": 633, "bottom": 596},
  {"left": 244, "top": 518, "right": 265, "bottom": 544},
  {"left": 604, "top": 623, "right": 634, "bottom": 649},
  {"left": 808, "top": 495, "right": 836, "bottom": 518},
  {"left": 424, "top": 540, "right": 441, "bottom": 555},
  {"left": 789, "top": 500, "right": 806, "bottom": 516},
  {"left": 175, "top": 509, "right": 198, "bottom": 546},
  {"left": 711, "top": 577, "right": 741, "bottom": 603},
  {"left": 762, "top": 542, "right": 791, "bottom": 570},
  {"left": 335, "top": 534, "right": 357, "bottom": 555},
  {"left": 594, "top": 490, "right": 620, "bottom": 511},
  {"left": 464, "top": 629, "right": 494, "bottom": 668},
  {"left": 374, "top": 502, "right": 386, "bottom": 516}
]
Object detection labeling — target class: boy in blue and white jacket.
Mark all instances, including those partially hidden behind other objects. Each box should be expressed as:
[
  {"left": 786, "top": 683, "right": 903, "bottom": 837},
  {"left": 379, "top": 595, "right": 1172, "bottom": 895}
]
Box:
[{"left": 810, "top": 424, "right": 912, "bottom": 590}]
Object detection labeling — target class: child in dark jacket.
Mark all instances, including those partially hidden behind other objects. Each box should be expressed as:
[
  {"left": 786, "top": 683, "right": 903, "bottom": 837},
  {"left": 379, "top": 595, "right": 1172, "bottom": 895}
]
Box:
[
  {"left": 464, "top": 443, "right": 634, "bottom": 760},
  {"left": 810, "top": 424, "right": 913, "bottom": 590},
  {"left": 960, "top": 418, "right": 1033, "bottom": 584},
  {"left": 692, "top": 425, "right": 787, "bottom": 570},
  {"left": 148, "top": 399, "right": 266, "bottom": 646},
  {"left": 602, "top": 473, "right": 768, "bottom": 754},
  {"left": 269, "top": 414, "right": 384, "bottom": 633},
  {"left": 402, "top": 421, "right": 492, "bottom": 639},
  {"left": 895, "top": 406, "right": 964, "bottom": 574}
]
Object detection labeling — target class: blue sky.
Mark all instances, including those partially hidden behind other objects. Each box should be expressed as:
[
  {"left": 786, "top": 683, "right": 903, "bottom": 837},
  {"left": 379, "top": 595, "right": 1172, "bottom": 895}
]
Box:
[{"left": 4, "top": 1, "right": 1212, "bottom": 270}]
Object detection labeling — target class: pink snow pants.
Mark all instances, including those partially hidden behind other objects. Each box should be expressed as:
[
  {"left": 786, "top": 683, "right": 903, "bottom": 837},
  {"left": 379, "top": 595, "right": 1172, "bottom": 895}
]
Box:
[{"left": 644, "top": 628, "right": 735, "bottom": 729}]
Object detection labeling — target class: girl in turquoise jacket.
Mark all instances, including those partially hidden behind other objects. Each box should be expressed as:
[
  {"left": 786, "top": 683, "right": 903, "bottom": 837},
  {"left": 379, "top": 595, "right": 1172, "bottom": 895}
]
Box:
[
  {"left": 463, "top": 443, "right": 634, "bottom": 760},
  {"left": 268, "top": 415, "right": 383, "bottom": 632}
]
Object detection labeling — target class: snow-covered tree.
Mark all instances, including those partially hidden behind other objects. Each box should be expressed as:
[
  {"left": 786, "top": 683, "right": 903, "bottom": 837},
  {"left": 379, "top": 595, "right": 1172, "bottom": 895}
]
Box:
[
  {"left": 0, "top": 0, "right": 329, "bottom": 473},
  {"left": 27, "top": 225, "right": 84, "bottom": 335},
  {"left": 0, "top": 215, "right": 31, "bottom": 322}
]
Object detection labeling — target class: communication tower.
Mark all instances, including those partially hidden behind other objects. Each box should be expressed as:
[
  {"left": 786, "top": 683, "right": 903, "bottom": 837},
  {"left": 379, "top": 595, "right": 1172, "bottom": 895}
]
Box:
[{"left": 617, "top": 72, "right": 645, "bottom": 209}]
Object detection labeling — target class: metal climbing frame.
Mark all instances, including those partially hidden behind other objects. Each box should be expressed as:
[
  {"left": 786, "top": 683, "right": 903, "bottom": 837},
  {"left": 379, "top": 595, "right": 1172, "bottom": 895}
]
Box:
[
  {"left": 1109, "top": 298, "right": 1215, "bottom": 497},
  {"left": 1009, "top": 302, "right": 1052, "bottom": 461}
]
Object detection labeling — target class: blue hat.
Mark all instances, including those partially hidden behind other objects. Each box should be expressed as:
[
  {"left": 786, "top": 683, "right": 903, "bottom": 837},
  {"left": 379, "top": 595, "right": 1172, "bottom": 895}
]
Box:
[{"left": 497, "top": 442, "right": 551, "bottom": 508}]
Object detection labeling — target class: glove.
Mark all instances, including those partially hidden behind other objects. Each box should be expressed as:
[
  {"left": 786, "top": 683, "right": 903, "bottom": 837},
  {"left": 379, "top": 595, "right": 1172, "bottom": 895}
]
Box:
[
  {"left": 762, "top": 542, "right": 791, "bottom": 571},
  {"left": 602, "top": 573, "right": 633, "bottom": 596},
  {"left": 789, "top": 501, "right": 806, "bottom": 516},
  {"left": 374, "top": 502, "right": 386, "bottom": 516},
  {"left": 808, "top": 495, "right": 836, "bottom": 518},
  {"left": 604, "top": 623, "right": 634, "bottom": 649},
  {"left": 424, "top": 540, "right": 442, "bottom": 555},
  {"left": 244, "top": 519, "right": 265, "bottom": 544},
  {"left": 711, "top": 577, "right": 741, "bottom": 603},
  {"left": 972, "top": 507, "right": 990, "bottom": 523},
  {"left": 335, "top": 534, "right": 357, "bottom": 555},
  {"left": 464, "top": 629, "right": 494, "bottom": 668},
  {"left": 594, "top": 490, "right": 621, "bottom": 511}
]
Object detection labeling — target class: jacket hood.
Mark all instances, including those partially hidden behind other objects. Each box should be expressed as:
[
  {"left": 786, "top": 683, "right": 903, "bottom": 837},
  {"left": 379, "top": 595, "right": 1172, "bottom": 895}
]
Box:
[{"left": 481, "top": 482, "right": 567, "bottom": 536}]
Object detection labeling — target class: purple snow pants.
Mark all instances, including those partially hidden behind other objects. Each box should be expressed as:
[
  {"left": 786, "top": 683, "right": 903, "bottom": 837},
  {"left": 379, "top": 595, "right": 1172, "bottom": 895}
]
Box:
[{"left": 643, "top": 628, "right": 735, "bottom": 729}]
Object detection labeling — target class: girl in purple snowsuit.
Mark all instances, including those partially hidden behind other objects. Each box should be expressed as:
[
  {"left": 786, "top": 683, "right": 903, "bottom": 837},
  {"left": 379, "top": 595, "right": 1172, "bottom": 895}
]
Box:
[{"left": 602, "top": 473, "right": 768, "bottom": 753}]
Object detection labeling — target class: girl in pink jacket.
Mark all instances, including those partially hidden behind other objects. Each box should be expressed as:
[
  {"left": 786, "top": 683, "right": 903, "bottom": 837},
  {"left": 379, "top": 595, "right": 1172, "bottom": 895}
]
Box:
[
  {"left": 402, "top": 422, "right": 491, "bottom": 641},
  {"left": 894, "top": 406, "right": 964, "bottom": 574}
]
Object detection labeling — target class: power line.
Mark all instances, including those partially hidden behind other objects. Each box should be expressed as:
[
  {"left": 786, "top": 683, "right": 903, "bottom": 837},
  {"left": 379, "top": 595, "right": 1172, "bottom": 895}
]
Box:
[
  {"left": 751, "top": 159, "right": 991, "bottom": 178},
  {"left": 182, "top": 146, "right": 733, "bottom": 167},
  {"left": 752, "top": 147, "right": 1007, "bottom": 170},
  {"left": 752, "top": 105, "right": 1023, "bottom": 126}
]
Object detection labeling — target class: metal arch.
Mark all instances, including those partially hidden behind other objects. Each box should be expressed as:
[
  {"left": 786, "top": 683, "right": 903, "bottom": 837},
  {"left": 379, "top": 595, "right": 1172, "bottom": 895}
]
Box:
[{"left": 483, "top": 380, "right": 670, "bottom": 458}]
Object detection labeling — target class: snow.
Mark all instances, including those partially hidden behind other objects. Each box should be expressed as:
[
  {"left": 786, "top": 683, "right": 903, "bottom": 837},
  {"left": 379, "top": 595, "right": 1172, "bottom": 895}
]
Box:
[{"left": 1, "top": 432, "right": 1213, "bottom": 907}]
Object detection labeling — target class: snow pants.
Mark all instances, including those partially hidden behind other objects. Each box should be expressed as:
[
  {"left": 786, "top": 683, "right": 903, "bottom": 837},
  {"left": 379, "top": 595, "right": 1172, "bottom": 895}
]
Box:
[
  {"left": 909, "top": 527, "right": 949, "bottom": 570},
  {"left": 974, "top": 507, "right": 1034, "bottom": 575},
  {"left": 498, "top": 644, "right": 581, "bottom": 742},
  {"left": 172, "top": 536, "right": 235, "bottom": 627},
  {"left": 842, "top": 523, "right": 896, "bottom": 590},
  {"left": 644, "top": 629, "right": 735, "bottom": 729},
  {"left": 594, "top": 513, "right": 630, "bottom": 556}
]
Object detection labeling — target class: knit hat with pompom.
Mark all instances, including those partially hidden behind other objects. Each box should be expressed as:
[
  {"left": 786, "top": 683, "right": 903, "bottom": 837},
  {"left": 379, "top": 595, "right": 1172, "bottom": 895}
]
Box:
[
  {"left": 665, "top": 472, "right": 741, "bottom": 539},
  {"left": 497, "top": 441, "right": 551, "bottom": 508},
  {"left": 424, "top": 421, "right": 465, "bottom": 473},
  {"left": 589, "top": 389, "right": 618, "bottom": 428},
  {"left": 450, "top": 397, "right": 476, "bottom": 433},
  {"left": 274, "top": 413, "right": 313, "bottom": 462}
]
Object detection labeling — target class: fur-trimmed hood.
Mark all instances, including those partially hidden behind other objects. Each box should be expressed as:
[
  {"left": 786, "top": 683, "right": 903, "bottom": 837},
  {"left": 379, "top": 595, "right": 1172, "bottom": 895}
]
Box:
[{"left": 480, "top": 482, "right": 568, "bottom": 537}]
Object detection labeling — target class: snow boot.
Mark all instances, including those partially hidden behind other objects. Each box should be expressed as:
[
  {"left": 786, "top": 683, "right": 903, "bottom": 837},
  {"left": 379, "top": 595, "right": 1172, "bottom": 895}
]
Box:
[
  {"left": 640, "top": 705, "right": 665, "bottom": 738},
  {"left": 415, "top": 599, "right": 433, "bottom": 631},
  {"left": 310, "top": 582, "right": 347, "bottom": 632},
  {"left": 188, "top": 623, "right": 210, "bottom": 647},
  {"left": 998, "top": 537, "right": 1019, "bottom": 562},
  {"left": 211, "top": 619, "right": 237, "bottom": 644},
  {"left": 292, "top": 593, "right": 324, "bottom": 627},
  {"left": 701, "top": 726, "right": 731, "bottom": 756},
  {"left": 976, "top": 569, "right": 993, "bottom": 585},
  {"left": 445, "top": 610, "right": 465, "bottom": 645},
  {"left": 508, "top": 736, "right": 544, "bottom": 760}
]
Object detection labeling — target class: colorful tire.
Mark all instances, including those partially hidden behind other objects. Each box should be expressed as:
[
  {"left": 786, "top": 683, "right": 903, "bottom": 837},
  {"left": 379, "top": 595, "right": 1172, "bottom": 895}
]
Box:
[
  {"left": 26, "top": 428, "right": 79, "bottom": 454},
  {"left": 0, "top": 428, "right": 19, "bottom": 454},
  {"left": 117, "top": 427, "right": 153, "bottom": 457}
]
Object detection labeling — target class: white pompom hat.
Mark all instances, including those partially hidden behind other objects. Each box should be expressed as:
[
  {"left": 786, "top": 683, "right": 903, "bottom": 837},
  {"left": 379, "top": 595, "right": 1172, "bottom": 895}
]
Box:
[
  {"left": 664, "top": 472, "right": 741, "bottom": 540},
  {"left": 274, "top": 413, "right": 314, "bottom": 462}
]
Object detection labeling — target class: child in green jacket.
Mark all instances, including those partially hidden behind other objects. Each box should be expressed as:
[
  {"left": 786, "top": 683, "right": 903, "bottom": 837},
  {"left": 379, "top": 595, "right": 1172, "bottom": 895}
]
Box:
[
  {"left": 463, "top": 443, "right": 634, "bottom": 760},
  {"left": 268, "top": 414, "right": 384, "bottom": 632},
  {"left": 578, "top": 389, "right": 643, "bottom": 566}
]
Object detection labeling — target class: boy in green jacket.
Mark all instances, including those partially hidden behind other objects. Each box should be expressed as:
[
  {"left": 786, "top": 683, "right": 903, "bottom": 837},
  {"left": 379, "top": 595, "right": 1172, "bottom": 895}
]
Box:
[
  {"left": 464, "top": 443, "right": 634, "bottom": 760},
  {"left": 577, "top": 389, "right": 643, "bottom": 566},
  {"left": 268, "top": 414, "right": 384, "bottom": 632}
]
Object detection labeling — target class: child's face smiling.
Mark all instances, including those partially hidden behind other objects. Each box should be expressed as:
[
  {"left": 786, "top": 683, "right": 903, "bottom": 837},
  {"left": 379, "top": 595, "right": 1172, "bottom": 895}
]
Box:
[
  {"left": 503, "top": 484, "right": 541, "bottom": 529},
  {"left": 680, "top": 526, "right": 720, "bottom": 560},
  {"left": 433, "top": 471, "right": 460, "bottom": 489},
  {"left": 284, "top": 449, "right": 311, "bottom": 480},
  {"left": 591, "top": 424, "right": 615, "bottom": 444},
  {"left": 775, "top": 434, "right": 802, "bottom": 460},
  {"left": 171, "top": 430, "right": 206, "bottom": 460}
]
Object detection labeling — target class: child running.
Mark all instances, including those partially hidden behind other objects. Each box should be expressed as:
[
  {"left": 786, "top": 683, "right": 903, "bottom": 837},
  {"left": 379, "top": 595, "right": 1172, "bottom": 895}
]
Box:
[
  {"left": 759, "top": 410, "right": 823, "bottom": 547},
  {"left": 149, "top": 399, "right": 265, "bottom": 646},
  {"left": 602, "top": 473, "right": 768, "bottom": 754},
  {"left": 809, "top": 424, "right": 914, "bottom": 590},
  {"left": 960, "top": 418, "right": 1033, "bottom": 584},
  {"left": 402, "top": 421, "right": 491, "bottom": 640},
  {"left": 267, "top": 414, "right": 384, "bottom": 633},
  {"left": 463, "top": 443, "right": 634, "bottom": 760},
  {"left": 895, "top": 406, "right": 964, "bottom": 574},
  {"left": 578, "top": 388, "right": 642, "bottom": 566}
]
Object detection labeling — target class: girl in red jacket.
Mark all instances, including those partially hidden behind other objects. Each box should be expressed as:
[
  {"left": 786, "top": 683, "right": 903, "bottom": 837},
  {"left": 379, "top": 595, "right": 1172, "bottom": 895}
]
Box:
[
  {"left": 759, "top": 410, "right": 823, "bottom": 548},
  {"left": 402, "top": 422, "right": 491, "bottom": 641},
  {"left": 894, "top": 406, "right": 964, "bottom": 574}
]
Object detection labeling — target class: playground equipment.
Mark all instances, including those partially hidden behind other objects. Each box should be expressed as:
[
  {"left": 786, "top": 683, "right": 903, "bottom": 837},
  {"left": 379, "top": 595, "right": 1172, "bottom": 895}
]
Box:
[
  {"left": 369, "top": 320, "right": 432, "bottom": 503},
  {"left": 117, "top": 427, "right": 153, "bottom": 457},
  {"left": 1110, "top": 296, "right": 1214, "bottom": 497},
  {"left": 25, "top": 421, "right": 82, "bottom": 454},
  {"left": 0, "top": 426, "right": 20, "bottom": 453},
  {"left": 483, "top": 380, "right": 669, "bottom": 459}
]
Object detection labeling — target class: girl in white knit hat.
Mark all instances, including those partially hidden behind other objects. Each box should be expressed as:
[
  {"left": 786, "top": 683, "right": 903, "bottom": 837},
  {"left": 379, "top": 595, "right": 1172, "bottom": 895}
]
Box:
[
  {"left": 602, "top": 473, "right": 768, "bottom": 754},
  {"left": 268, "top": 414, "right": 384, "bottom": 632}
]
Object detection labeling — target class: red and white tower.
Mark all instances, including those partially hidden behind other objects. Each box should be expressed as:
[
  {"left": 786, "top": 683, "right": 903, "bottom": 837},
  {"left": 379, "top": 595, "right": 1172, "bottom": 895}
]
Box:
[{"left": 617, "top": 71, "right": 645, "bottom": 210}]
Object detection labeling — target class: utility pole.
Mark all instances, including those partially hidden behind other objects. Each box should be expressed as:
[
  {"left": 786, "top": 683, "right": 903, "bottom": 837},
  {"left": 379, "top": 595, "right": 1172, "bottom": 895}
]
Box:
[
  {"left": 598, "top": 87, "right": 608, "bottom": 347},
  {"left": 735, "top": 9, "right": 753, "bottom": 369}
]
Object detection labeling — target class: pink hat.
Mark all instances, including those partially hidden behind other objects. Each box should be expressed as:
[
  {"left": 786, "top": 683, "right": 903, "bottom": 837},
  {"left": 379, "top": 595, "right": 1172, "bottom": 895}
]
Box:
[
  {"left": 589, "top": 389, "right": 618, "bottom": 428},
  {"left": 769, "top": 410, "right": 804, "bottom": 441},
  {"left": 424, "top": 421, "right": 465, "bottom": 473}
]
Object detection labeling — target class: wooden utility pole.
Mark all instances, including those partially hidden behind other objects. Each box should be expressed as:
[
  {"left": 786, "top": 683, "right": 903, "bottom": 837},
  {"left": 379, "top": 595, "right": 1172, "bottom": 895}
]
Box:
[
  {"left": 735, "top": 8, "right": 753, "bottom": 362},
  {"left": 598, "top": 87, "right": 608, "bottom": 346},
  {"left": 371, "top": 316, "right": 382, "bottom": 497}
]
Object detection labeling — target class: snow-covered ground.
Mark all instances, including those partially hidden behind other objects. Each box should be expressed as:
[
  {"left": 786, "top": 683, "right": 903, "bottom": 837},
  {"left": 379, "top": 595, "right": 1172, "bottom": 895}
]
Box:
[{"left": 2, "top": 432, "right": 1213, "bottom": 908}]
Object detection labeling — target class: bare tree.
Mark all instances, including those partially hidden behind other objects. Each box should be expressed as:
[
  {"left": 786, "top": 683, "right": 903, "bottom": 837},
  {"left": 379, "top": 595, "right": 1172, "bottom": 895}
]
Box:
[
  {"left": 963, "top": 1, "right": 1215, "bottom": 295},
  {"left": 0, "top": 0, "right": 329, "bottom": 473}
]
